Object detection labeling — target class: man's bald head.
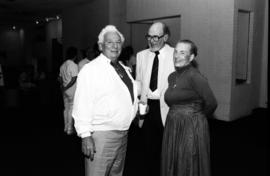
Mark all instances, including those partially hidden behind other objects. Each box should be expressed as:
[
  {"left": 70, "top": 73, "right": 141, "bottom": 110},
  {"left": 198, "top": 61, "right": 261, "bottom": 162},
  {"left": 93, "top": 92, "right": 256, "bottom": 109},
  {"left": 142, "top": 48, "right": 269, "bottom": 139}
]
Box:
[{"left": 147, "top": 22, "right": 170, "bottom": 52}]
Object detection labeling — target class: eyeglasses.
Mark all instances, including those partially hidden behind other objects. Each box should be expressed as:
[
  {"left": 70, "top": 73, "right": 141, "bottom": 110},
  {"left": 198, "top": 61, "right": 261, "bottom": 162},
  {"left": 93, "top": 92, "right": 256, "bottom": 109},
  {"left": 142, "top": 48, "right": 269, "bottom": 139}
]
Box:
[{"left": 145, "top": 34, "right": 165, "bottom": 42}]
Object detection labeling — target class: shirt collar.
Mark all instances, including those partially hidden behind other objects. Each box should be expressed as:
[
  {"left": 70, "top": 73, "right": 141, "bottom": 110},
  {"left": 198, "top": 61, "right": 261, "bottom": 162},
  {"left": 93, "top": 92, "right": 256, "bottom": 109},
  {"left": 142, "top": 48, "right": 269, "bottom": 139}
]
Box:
[
  {"left": 99, "top": 53, "right": 113, "bottom": 64},
  {"left": 159, "top": 44, "right": 169, "bottom": 55},
  {"left": 150, "top": 43, "right": 169, "bottom": 56}
]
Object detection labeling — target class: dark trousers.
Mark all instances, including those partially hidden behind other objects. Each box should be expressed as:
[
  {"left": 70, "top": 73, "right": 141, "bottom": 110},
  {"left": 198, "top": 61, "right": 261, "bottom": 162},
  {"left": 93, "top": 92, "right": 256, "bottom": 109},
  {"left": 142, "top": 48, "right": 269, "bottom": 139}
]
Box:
[{"left": 142, "top": 99, "right": 164, "bottom": 176}]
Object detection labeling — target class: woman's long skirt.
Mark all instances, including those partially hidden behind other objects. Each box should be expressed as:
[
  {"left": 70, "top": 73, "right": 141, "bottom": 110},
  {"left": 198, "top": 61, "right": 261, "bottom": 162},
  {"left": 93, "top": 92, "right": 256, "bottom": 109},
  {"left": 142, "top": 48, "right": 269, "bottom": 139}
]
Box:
[{"left": 161, "top": 103, "right": 211, "bottom": 176}]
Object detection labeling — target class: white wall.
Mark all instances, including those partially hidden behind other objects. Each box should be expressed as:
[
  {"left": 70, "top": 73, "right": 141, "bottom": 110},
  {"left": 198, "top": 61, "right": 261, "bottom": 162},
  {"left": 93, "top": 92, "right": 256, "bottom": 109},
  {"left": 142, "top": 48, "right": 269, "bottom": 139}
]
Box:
[
  {"left": 127, "top": 0, "right": 235, "bottom": 121},
  {"left": 260, "top": 1, "right": 268, "bottom": 108},
  {"left": 58, "top": 0, "right": 267, "bottom": 121},
  {"left": 109, "top": 0, "right": 131, "bottom": 46},
  {"left": 127, "top": 0, "right": 181, "bottom": 22},
  {"left": 230, "top": 0, "right": 267, "bottom": 120},
  {"left": 127, "top": 0, "right": 267, "bottom": 121},
  {"left": 181, "top": 0, "right": 235, "bottom": 121}
]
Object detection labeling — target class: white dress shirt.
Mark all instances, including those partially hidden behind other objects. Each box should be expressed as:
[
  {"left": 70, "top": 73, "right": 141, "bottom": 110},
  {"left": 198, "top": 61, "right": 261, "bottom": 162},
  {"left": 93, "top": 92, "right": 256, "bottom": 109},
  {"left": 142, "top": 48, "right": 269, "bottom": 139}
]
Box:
[
  {"left": 136, "top": 44, "right": 175, "bottom": 125},
  {"left": 72, "top": 54, "right": 139, "bottom": 138}
]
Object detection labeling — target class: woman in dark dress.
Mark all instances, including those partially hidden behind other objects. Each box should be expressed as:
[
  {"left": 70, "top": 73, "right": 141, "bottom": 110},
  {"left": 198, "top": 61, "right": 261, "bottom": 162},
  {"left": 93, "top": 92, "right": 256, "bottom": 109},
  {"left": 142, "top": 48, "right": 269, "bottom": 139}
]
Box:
[{"left": 161, "top": 40, "right": 217, "bottom": 176}]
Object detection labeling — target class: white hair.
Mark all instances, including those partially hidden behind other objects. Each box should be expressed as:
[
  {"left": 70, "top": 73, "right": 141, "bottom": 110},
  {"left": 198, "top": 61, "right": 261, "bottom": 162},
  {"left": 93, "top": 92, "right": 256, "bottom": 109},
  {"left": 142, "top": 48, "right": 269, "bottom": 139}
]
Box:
[{"left": 97, "top": 25, "right": 125, "bottom": 44}]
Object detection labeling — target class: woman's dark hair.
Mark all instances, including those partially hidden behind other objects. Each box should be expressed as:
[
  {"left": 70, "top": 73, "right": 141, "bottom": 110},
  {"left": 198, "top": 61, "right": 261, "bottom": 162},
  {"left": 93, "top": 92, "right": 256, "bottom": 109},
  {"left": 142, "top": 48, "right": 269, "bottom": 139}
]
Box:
[
  {"left": 179, "top": 39, "right": 199, "bottom": 68},
  {"left": 66, "top": 46, "right": 78, "bottom": 60},
  {"left": 179, "top": 39, "right": 198, "bottom": 57}
]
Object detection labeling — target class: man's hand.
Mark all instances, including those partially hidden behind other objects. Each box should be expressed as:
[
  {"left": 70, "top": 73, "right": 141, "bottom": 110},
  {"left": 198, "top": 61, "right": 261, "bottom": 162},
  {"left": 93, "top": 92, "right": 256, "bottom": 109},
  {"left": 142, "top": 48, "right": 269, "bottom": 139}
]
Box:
[
  {"left": 65, "top": 126, "right": 75, "bottom": 135},
  {"left": 82, "top": 136, "right": 96, "bottom": 161}
]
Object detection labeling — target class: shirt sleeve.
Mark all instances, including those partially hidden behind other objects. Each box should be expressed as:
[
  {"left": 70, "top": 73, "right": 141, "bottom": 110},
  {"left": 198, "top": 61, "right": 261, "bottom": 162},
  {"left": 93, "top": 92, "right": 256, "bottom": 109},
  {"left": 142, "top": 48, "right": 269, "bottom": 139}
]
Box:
[
  {"left": 72, "top": 66, "right": 96, "bottom": 138},
  {"left": 78, "top": 62, "right": 83, "bottom": 72},
  {"left": 135, "top": 54, "right": 141, "bottom": 80},
  {"left": 68, "top": 62, "right": 78, "bottom": 77},
  {"left": 135, "top": 53, "right": 142, "bottom": 96},
  {"left": 190, "top": 71, "right": 217, "bottom": 116}
]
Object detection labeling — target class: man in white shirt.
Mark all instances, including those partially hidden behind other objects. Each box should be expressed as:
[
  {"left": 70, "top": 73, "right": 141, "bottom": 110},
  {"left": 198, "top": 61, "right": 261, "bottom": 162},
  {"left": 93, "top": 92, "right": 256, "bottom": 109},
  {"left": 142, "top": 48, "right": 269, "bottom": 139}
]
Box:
[
  {"left": 136, "top": 22, "right": 175, "bottom": 176},
  {"left": 59, "top": 46, "right": 78, "bottom": 135},
  {"left": 72, "top": 25, "right": 138, "bottom": 176}
]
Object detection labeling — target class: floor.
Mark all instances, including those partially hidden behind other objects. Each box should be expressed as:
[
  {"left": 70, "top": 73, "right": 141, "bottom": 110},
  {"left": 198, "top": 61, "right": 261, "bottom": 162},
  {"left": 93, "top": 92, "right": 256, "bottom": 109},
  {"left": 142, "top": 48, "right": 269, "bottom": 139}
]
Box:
[{"left": 1, "top": 87, "right": 268, "bottom": 176}]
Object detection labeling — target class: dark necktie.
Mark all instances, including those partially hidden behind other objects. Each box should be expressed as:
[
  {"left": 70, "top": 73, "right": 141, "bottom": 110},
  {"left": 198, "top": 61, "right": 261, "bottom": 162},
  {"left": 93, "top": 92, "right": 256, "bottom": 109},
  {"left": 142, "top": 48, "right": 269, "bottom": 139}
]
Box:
[
  {"left": 150, "top": 51, "right": 159, "bottom": 91},
  {"left": 111, "top": 61, "right": 134, "bottom": 103}
]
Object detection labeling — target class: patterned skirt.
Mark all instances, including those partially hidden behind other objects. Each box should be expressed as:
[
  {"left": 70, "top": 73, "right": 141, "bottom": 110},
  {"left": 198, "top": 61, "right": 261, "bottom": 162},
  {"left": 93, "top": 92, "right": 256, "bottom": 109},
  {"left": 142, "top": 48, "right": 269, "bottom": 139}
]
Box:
[{"left": 161, "top": 103, "right": 211, "bottom": 176}]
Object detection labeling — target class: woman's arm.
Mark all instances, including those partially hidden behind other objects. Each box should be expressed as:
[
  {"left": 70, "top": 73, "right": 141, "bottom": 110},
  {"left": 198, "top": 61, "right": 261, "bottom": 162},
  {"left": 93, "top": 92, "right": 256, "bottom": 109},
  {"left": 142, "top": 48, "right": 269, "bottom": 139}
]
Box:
[{"left": 191, "top": 71, "right": 217, "bottom": 116}]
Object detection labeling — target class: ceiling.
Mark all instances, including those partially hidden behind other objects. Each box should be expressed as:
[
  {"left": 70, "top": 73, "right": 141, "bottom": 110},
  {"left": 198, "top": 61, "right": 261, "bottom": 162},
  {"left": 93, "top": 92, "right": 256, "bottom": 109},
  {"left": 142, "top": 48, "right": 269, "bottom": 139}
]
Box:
[{"left": 0, "top": 0, "right": 91, "bottom": 25}]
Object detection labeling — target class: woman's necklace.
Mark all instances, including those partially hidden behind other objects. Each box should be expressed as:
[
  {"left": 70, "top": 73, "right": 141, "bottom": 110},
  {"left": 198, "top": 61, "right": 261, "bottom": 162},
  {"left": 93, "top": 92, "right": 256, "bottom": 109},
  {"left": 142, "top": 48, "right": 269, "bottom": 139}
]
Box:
[
  {"left": 173, "top": 81, "right": 177, "bottom": 88},
  {"left": 173, "top": 67, "right": 188, "bottom": 88}
]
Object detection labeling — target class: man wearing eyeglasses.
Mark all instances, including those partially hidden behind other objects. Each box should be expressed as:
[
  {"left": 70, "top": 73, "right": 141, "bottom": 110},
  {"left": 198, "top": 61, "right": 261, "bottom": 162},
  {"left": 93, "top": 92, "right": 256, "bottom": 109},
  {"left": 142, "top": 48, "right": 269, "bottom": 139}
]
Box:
[{"left": 136, "top": 22, "right": 175, "bottom": 176}]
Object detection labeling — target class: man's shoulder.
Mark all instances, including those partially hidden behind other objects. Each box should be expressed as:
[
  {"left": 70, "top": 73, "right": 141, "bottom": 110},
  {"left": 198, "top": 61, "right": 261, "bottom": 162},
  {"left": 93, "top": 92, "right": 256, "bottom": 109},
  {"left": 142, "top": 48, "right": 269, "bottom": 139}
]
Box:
[
  {"left": 59, "top": 60, "right": 68, "bottom": 70},
  {"left": 137, "top": 48, "right": 150, "bottom": 56},
  {"left": 78, "top": 58, "right": 90, "bottom": 66},
  {"left": 163, "top": 44, "right": 174, "bottom": 53},
  {"left": 62, "top": 59, "right": 77, "bottom": 68},
  {"left": 80, "top": 56, "right": 102, "bottom": 71},
  {"left": 136, "top": 49, "right": 152, "bottom": 63},
  {"left": 65, "top": 59, "right": 75, "bottom": 64},
  {"left": 78, "top": 57, "right": 107, "bottom": 80},
  {"left": 79, "top": 58, "right": 88, "bottom": 63}
]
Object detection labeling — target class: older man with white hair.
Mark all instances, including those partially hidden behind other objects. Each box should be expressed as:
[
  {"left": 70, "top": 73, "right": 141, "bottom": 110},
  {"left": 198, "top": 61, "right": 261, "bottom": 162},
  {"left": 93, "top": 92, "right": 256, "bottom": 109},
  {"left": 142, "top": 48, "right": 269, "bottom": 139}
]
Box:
[{"left": 72, "top": 25, "right": 139, "bottom": 176}]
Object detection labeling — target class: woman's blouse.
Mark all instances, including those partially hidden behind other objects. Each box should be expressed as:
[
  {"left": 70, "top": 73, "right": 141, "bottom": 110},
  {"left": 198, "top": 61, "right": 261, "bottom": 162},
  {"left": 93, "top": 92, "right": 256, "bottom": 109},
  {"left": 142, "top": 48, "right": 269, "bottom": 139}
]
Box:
[{"left": 165, "top": 65, "right": 217, "bottom": 116}]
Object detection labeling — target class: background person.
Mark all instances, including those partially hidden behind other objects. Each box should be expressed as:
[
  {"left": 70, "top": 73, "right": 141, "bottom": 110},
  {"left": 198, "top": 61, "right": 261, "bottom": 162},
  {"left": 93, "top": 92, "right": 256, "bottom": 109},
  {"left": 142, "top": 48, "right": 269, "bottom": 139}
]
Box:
[
  {"left": 161, "top": 40, "right": 217, "bottom": 176},
  {"left": 58, "top": 46, "right": 78, "bottom": 135}
]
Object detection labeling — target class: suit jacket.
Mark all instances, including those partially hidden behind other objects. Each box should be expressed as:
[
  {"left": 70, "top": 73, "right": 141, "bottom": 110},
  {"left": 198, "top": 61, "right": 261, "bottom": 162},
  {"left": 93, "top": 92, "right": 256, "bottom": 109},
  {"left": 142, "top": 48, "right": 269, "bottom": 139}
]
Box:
[{"left": 136, "top": 44, "right": 175, "bottom": 125}]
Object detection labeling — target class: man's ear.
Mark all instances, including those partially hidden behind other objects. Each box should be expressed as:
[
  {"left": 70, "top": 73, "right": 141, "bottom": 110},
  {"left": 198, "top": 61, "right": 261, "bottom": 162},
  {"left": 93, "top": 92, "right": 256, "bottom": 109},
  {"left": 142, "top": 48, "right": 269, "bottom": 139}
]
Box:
[
  {"left": 163, "top": 34, "right": 169, "bottom": 42},
  {"left": 98, "top": 43, "right": 103, "bottom": 51},
  {"left": 189, "top": 54, "right": 195, "bottom": 62}
]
